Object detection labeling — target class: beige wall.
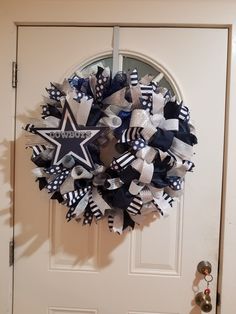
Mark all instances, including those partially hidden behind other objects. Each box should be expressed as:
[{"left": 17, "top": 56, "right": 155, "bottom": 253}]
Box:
[{"left": 1, "top": 1, "right": 236, "bottom": 313}]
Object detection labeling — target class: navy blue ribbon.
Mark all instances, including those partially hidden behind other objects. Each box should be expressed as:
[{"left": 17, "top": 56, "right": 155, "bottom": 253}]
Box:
[
  {"left": 42, "top": 104, "right": 62, "bottom": 119},
  {"left": 149, "top": 128, "right": 174, "bottom": 152},
  {"left": 46, "top": 83, "right": 65, "bottom": 101}
]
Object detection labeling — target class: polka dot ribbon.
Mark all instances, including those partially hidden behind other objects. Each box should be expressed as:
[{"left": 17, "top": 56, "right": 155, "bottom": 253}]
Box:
[
  {"left": 96, "top": 74, "right": 109, "bottom": 101},
  {"left": 41, "top": 104, "right": 62, "bottom": 120},
  {"left": 44, "top": 165, "right": 70, "bottom": 193},
  {"left": 46, "top": 83, "right": 65, "bottom": 101},
  {"left": 167, "top": 176, "right": 183, "bottom": 191},
  {"left": 141, "top": 97, "right": 153, "bottom": 114},
  {"left": 83, "top": 206, "right": 94, "bottom": 225},
  {"left": 131, "top": 139, "right": 147, "bottom": 151}
]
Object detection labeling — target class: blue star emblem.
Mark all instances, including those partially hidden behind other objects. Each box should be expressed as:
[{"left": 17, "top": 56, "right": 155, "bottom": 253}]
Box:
[{"left": 34, "top": 101, "right": 105, "bottom": 170}]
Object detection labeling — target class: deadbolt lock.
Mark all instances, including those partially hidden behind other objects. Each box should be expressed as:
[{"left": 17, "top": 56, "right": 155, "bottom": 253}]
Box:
[{"left": 197, "top": 261, "right": 212, "bottom": 275}]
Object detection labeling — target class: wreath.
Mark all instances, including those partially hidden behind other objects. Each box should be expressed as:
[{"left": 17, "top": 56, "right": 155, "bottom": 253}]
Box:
[{"left": 24, "top": 67, "right": 197, "bottom": 234}]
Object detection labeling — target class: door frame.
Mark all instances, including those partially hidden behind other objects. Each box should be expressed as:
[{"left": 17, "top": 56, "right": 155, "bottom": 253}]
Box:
[{"left": 1, "top": 2, "right": 236, "bottom": 314}]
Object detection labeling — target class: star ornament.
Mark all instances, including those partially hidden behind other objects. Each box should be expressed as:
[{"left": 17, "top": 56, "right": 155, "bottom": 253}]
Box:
[{"left": 35, "top": 101, "right": 106, "bottom": 170}]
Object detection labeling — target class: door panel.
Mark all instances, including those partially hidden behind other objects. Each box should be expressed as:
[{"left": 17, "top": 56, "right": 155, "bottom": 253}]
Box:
[{"left": 14, "top": 26, "right": 227, "bottom": 314}]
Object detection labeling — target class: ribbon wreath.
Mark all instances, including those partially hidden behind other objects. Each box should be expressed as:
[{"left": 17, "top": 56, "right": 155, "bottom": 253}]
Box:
[{"left": 24, "top": 67, "right": 197, "bottom": 234}]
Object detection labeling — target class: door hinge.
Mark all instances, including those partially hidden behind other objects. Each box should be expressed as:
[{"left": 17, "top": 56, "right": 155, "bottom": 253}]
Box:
[
  {"left": 9, "top": 240, "right": 14, "bottom": 266},
  {"left": 12, "top": 61, "right": 17, "bottom": 88},
  {"left": 217, "top": 291, "right": 221, "bottom": 306}
]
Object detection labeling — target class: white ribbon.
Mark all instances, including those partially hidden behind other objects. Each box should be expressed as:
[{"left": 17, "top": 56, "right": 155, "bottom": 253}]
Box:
[
  {"left": 71, "top": 166, "right": 93, "bottom": 179},
  {"left": 130, "top": 85, "right": 142, "bottom": 108},
  {"left": 98, "top": 116, "right": 122, "bottom": 129},
  {"left": 60, "top": 175, "right": 75, "bottom": 195},
  {"left": 132, "top": 158, "right": 154, "bottom": 184},
  {"left": 78, "top": 96, "right": 93, "bottom": 125},
  {"left": 60, "top": 78, "right": 74, "bottom": 94},
  {"left": 150, "top": 113, "right": 164, "bottom": 127},
  {"left": 32, "top": 167, "right": 46, "bottom": 178},
  {"left": 129, "top": 180, "right": 144, "bottom": 195},
  {"left": 148, "top": 185, "right": 164, "bottom": 199},
  {"left": 98, "top": 105, "right": 122, "bottom": 129},
  {"left": 66, "top": 94, "right": 93, "bottom": 125},
  {"left": 130, "top": 109, "right": 157, "bottom": 141},
  {"left": 159, "top": 119, "right": 179, "bottom": 131},
  {"left": 42, "top": 96, "right": 60, "bottom": 106},
  {"left": 136, "top": 146, "right": 157, "bottom": 163},
  {"left": 74, "top": 192, "right": 90, "bottom": 218},
  {"left": 153, "top": 196, "right": 173, "bottom": 217},
  {"left": 111, "top": 209, "right": 124, "bottom": 234},
  {"left": 106, "top": 178, "right": 123, "bottom": 190},
  {"left": 103, "top": 87, "right": 130, "bottom": 108},
  {"left": 140, "top": 74, "right": 154, "bottom": 85},
  {"left": 139, "top": 187, "right": 154, "bottom": 203},
  {"left": 92, "top": 187, "right": 110, "bottom": 215},
  {"left": 40, "top": 148, "right": 54, "bottom": 160},
  {"left": 152, "top": 92, "right": 165, "bottom": 114},
  {"left": 43, "top": 116, "right": 60, "bottom": 127},
  {"left": 170, "top": 137, "right": 194, "bottom": 160},
  {"left": 130, "top": 109, "right": 149, "bottom": 128}
]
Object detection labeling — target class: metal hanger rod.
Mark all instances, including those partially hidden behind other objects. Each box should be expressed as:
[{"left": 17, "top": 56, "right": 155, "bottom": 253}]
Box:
[{"left": 112, "top": 26, "right": 120, "bottom": 77}]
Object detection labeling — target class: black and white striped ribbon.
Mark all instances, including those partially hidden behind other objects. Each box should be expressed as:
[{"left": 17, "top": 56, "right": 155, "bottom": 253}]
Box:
[
  {"left": 119, "top": 127, "right": 143, "bottom": 143},
  {"left": 108, "top": 215, "right": 114, "bottom": 232},
  {"left": 151, "top": 81, "right": 159, "bottom": 91},
  {"left": 140, "top": 84, "right": 153, "bottom": 98},
  {"left": 24, "top": 123, "right": 36, "bottom": 134},
  {"left": 110, "top": 151, "right": 136, "bottom": 171},
  {"left": 32, "top": 145, "right": 47, "bottom": 157},
  {"left": 127, "top": 195, "right": 142, "bottom": 215},
  {"left": 162, "top": 192, "right": 174, "bottom": 206},
  {"left": 107, "top": 210, "right": 124, "bottom": 234},
  {"left": 179, "top": 105, "right": 190, "bottom": 122},
  {"left": 153, "top": 191, "right": 174, "bottom": 215},
  {"left": 183, "top": 160, "right": 195, "bottom": 172},
  {"left": 130, "top": 69, "right": 138, "bottom": 86},
  {"left": 167, "top": 150, "right": 178, "bottom": 161},
  {"left": 63, "top": 187, "right": 90, "bottom": 207},
  {"left": 88, "top": 191, "right": 103, "bottom": 220},
  {"left": 66, "top": 192, "right": 89, "bottom": 221}
]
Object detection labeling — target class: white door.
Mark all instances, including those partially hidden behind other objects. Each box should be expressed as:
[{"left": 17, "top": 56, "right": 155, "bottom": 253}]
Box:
[{"left": 14, "top": 26, "right": 227, "bottom": 314}]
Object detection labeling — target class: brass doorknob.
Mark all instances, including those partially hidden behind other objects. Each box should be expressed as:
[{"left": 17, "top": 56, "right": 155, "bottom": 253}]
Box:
[
  {"left": 195, "top": 292, "right": 212, "bottom": 312},
  {"left": 197, "top": 261, "right": 212, "bottom": 275}
]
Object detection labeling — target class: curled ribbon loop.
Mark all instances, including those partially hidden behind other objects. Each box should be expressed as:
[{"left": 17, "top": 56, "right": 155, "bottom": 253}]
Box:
[
  {"left": 129, "top": 180, "right": 144, "bottom": 195},
  {"left": 71, "top": 166, "right": 93, "bottom": 180},
  {"left": 132, "top": 158, "right": 154, "bottom": 184}
]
